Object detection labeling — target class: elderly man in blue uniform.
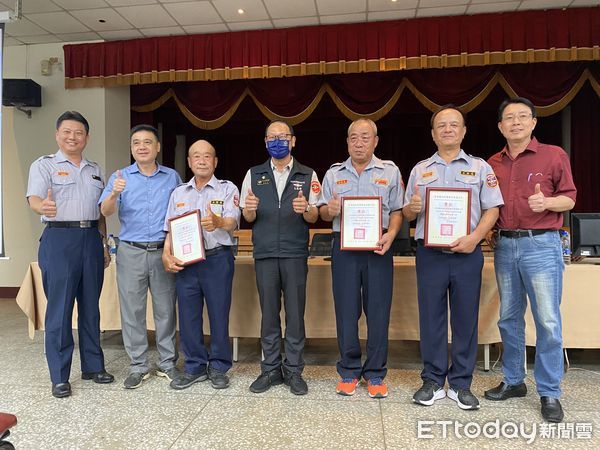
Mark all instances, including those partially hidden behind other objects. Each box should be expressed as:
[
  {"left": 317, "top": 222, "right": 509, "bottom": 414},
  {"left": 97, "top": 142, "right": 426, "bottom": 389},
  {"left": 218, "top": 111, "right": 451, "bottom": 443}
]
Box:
[
  {"left": 162, "top": 140, "right": 240, "bottom": 390},
  {"left": 318, "top": 118, "right": 404, "bottom": 399},
  {"left": 240, "top": 120, "right": 321, "bottom": 396},
  {"left": 403, "top": 105, "right": 503, "bottom": 410},
  {"left": 99, "top": 124, "right": 182, "bottom": 389},
  {"left": 26, "top": 111, "right": 114, "bottom": 398}
]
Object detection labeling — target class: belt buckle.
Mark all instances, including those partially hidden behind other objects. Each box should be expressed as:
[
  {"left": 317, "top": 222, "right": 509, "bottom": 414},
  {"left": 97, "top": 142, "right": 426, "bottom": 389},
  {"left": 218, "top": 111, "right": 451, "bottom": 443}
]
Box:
[
  {"left": 79, "top": 220, "right": 89, "bottom": 228},
  {"left": 147, "top": 243, "right": 159, "bottom": 251}
]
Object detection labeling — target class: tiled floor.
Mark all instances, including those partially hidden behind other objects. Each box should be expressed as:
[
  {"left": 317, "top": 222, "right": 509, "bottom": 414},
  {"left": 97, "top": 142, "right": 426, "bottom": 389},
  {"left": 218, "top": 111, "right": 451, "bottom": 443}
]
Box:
[{"left": 1, "top": 298, "right": 598, "bottom": 449}]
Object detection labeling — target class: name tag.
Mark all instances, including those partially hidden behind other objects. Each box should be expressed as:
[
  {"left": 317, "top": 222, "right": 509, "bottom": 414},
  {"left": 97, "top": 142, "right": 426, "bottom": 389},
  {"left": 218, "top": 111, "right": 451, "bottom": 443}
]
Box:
[
  {"left": 374, "top": 178, "right": 389, "bottom": 186},
  {"left": 422, "top": 171, "right": 433, "bottom": 178},
  {"left": 336, "top": 179, "right": 348, "bottom": 185},
  {"left": 57, "top": 171, "right": 70, "bottom": 177},
  {"left": 460, "top": 170, "right": 476, "bottom": 177}
]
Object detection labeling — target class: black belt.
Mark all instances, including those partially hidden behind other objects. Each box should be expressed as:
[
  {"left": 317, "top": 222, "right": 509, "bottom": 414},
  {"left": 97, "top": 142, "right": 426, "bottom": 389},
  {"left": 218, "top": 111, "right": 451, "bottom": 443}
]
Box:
[
  {"left": 46, "top": 220, "right": 99, "bottom": 228},
  {"left": 205, "top": 246, "right": 231, "bottom": 257},
  {"left": 122, "top": 240, "right": 164, "bottom": 251},
  {"left": 499, "top": 229, "right": 555, "bottom": 238}
]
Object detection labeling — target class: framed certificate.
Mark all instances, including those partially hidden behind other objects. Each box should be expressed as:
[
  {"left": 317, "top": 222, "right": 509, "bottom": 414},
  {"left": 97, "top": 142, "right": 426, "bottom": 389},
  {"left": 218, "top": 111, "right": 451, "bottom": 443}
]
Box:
[
  {"left": 168, "top": 210, "right": 205, "bottom": 265},
  {"left": 340, "top": 196, "right": 382, "bottom": 251},
  {"left": 424, "top": 187, "right": 471, "bottom": 248}
]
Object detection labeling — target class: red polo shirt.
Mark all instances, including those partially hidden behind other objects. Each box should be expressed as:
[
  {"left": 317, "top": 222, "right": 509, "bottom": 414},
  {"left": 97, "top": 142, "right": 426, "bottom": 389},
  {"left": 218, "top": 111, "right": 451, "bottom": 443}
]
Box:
[{"left": 488, "top": 137, "right": 577, "bottom": 230}]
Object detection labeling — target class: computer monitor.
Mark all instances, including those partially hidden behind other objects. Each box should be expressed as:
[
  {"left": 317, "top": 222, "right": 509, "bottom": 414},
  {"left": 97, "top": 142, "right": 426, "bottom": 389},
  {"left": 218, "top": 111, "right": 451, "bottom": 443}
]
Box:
[
  {"left": 571, "top": 213, "right": 600, "bottom": 257},
  {"left": 391, "top": 218, "right": 414, "bottom": 256}
]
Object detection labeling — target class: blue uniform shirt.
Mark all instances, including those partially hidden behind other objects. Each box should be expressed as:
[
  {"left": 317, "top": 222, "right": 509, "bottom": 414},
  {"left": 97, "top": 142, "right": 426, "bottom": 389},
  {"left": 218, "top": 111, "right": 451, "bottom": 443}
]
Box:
[
  {"left": 318, "top": 155, "right": 404, "bottom": 232},
  {"left": 27, "top": 149, "right": 104, "bottom": 221},
  {"left": 163, "top": 176, "right": 241, "bottom": 250},
  {"left": 98, "top": 163, "right": 182, "bottom": 242},
  {"left": 403, "top": 149, "right": 504, "bottom": 240}
]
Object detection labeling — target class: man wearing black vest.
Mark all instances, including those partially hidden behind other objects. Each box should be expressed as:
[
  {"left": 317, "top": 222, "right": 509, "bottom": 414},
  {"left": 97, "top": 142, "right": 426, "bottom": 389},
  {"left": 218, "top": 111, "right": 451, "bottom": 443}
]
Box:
[{"left": 240, "top": 120, "right": 322, "bottom": 395}]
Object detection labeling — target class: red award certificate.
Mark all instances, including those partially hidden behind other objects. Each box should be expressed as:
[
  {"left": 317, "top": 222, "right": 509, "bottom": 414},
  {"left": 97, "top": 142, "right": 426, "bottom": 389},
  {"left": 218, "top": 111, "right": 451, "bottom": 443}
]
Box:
[
  {"left": 168, "top": 210, "right": 205, "bottom": 265},
  {"left": 340, "top": 196, "right": 382, "bottom": 251},
  {"left": 424, "top": 188, "right": 471, "bottom": 248}
]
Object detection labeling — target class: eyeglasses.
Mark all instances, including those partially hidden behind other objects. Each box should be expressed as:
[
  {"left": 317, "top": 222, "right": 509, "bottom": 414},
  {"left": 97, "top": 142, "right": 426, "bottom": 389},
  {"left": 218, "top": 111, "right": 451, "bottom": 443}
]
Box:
[
  {"left": 501, "top": 113, "right": 533, "bottom": 123},
  {"left": 266, "top": 134, "right": 292, "bottom": 141},
  {"left": 349, "top": 134, "right": 374, "bottom": 144}
]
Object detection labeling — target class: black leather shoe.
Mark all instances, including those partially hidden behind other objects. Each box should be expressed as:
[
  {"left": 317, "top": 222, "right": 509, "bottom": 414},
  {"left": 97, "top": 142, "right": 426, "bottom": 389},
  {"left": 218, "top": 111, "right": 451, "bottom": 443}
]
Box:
[
  {"left": 282, "top": 367, "right": 308, "bottom": 395},
  {"left": 81, "top": 370, "right": 115, "bottom": 384},
  {"left": 52, "top": 382, "right": 71, "bottom": 398},
  {"left": 484, "top": 382, "right": 527, "bottom": 401},
  {"left": 541, "top": 397, "right": 564, "bottom": 423},
  {"left": 249, "top": 368, "right": 284, "bottom": 393}
]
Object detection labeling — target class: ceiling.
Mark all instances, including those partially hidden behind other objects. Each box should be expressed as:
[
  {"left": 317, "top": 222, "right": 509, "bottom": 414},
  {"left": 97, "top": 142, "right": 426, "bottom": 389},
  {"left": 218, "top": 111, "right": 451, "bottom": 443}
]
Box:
[{"left": 1, "top": 0, "right": 597, "bottom": 46}]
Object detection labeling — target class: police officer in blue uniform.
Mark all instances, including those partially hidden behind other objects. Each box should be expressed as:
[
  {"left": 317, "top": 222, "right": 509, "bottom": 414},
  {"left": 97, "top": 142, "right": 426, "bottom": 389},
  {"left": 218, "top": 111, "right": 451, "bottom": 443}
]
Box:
[
  {"left": 403, "top": 105, "right": 503, "bottom": 410},
  {"left": 26, "top": 111, "right": 114, "bottom": 398},
  {"left": 319, "top": 118, "right": 404, "bottom": 399},
  {"left": 162, "top": 140, "right": 240, "bottom": 390}
]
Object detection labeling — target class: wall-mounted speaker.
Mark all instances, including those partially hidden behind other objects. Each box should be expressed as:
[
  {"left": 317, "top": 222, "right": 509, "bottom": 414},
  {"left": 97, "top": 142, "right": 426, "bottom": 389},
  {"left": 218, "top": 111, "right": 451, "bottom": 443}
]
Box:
[{"left": 2, "top": 79, "right": 42, "bottom": 107}]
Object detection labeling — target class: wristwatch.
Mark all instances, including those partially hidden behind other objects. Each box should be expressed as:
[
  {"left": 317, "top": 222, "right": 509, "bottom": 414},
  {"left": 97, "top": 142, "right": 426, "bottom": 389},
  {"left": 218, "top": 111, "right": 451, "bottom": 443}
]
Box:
[{"left": 305, "top": 204, "right": 312, "bottom": 213}]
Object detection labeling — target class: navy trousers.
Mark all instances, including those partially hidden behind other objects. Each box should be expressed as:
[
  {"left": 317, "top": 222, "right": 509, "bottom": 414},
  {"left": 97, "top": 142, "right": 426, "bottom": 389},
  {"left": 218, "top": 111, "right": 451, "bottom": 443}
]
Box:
[
  {"left": 38, "top": 227, "right": 106, "bottom": 384},
  {"left": 331, "top": 234, "right": 393, "bottom": 380},
  {"left": 416, "top": 242, "right": 484, "bottom": 390},
  {"left": 175, "top": 248, "right": 234, "bottom": 374}
]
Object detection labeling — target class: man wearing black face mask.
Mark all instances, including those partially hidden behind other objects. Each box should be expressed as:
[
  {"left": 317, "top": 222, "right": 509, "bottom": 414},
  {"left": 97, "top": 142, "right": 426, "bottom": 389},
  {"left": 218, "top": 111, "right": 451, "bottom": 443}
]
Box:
[{"left": 240, "top": 120, "right": 322, "bottom": 395}]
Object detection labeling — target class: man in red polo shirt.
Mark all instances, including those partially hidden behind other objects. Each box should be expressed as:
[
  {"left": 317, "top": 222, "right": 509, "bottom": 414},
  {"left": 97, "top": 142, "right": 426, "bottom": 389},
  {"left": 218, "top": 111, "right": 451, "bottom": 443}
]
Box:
[{"left": 485, "top": 97, "right": 576, "bottom": 423}]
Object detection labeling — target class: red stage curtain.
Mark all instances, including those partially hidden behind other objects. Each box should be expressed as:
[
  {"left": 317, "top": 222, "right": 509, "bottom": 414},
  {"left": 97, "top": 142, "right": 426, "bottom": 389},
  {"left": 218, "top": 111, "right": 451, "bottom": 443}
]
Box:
[
  {"left": 64, "top": 7, "right": 600, "bottom": 88},
  {"left": 130, "top": 62, "right": 600, "bottom": 129}
]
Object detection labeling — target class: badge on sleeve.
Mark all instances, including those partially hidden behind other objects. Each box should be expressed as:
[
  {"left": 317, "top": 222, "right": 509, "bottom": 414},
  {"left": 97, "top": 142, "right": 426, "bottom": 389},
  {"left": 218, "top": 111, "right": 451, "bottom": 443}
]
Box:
[
  {"left": 233, "top": 194, "right": 239, "bottom": 207},
  {"left": 311, "top": 180, "right": 321, "bottom": 194},
  {"left": 486, "top": 174, "right": 498, "bottom": 188},
  {"left": 210, "top": 199, "right": 224, "bottom": 217}
]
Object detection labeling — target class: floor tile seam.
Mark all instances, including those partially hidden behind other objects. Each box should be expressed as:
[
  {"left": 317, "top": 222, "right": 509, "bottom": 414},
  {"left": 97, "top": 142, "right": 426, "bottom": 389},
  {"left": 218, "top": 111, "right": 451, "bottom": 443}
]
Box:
[
  {"left": 213, "top": 391, "right": 386, "bottom": 405},
  {"left": 166, "top": 391, "right": 220, "bottom": 449}
]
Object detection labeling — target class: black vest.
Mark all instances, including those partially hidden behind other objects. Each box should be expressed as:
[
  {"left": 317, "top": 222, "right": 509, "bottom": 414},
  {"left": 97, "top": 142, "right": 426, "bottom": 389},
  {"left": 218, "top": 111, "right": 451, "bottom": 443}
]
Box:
[{"left": 250, "top": 159, "right": 313, "bottom": 259}]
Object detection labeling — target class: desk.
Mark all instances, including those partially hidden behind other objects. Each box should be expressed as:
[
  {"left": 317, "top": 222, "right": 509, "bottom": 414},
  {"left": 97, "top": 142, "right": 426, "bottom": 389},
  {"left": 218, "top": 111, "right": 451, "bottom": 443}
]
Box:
[{"left": 16, "top": 258, "right": 600, "bottom": 362}]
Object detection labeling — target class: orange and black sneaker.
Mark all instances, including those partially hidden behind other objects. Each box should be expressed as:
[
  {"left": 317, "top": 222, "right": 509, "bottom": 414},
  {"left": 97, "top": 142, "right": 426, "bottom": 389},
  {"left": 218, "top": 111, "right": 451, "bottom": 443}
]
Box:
[
  {"left": 336, "top": 378, "right": 359, "bottom": 396},
  {"left": 366, "top": 377, "right": 388, "bottom": 399}
]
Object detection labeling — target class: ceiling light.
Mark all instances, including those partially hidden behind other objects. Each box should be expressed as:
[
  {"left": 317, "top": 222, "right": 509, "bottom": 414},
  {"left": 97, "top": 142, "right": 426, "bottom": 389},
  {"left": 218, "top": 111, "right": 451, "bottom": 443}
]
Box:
[{"left": 237, "top": 9, "right": 244, "bottom": 15}]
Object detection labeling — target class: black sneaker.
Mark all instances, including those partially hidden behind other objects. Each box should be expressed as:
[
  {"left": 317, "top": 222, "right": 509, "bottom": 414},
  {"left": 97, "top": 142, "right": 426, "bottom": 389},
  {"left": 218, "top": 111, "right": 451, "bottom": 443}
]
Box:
[
  {"left": 249, "top": 368, "right": 284, "bottom": 393},
  {"left": 448, "top": 387, "right": 480, "bottom": 410},
  {"left": 413, "top": 379, "right": 446, "bottom": 406},
  {"left": 123, "top": 372, "right": 150, "bottom": 389},
  {"left": 156, "top": 367, "right": 181, "bottom": 382},
  {"left": 208, "top": 366, "right": 230, "bottom": 389},
  {"left": 282, "top": 368, "right": 308, "bottom": 395},
  {"left": 169, "top": 369, "right": 208, "bottom": 390}
]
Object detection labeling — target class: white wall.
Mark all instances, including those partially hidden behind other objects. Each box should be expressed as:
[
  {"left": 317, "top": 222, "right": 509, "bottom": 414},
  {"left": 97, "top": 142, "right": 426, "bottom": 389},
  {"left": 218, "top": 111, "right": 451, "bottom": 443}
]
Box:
[{"left": 1, "top": 42, "right": 130, "bottom": 287}]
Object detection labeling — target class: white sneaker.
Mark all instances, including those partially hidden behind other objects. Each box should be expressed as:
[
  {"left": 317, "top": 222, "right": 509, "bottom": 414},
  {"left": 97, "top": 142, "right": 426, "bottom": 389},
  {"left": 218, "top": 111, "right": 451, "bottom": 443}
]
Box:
[{"left": 448, "top": 387, "right": 480, "bottom": 410}]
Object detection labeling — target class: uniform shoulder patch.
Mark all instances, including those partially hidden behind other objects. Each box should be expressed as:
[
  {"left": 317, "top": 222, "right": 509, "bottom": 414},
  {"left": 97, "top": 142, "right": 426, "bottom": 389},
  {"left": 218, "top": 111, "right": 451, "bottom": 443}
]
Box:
[
  {"left": 329, "top": 162, "right": 342, "bottom": 169},
  {"left": 486, "top": 174, "right": 498, "bottom": 188}
]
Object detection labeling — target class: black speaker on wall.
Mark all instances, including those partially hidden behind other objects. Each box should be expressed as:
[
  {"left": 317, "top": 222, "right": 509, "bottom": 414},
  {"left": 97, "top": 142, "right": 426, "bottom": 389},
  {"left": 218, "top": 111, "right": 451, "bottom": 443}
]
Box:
[{"left": 2, "top": 79, "right": 42, "bottom": 107}]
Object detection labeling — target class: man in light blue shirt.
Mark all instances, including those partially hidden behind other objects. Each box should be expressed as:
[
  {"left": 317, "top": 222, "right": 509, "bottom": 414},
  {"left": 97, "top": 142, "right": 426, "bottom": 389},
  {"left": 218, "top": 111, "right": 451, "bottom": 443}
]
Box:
[
  {"left": 403, "top": 105, "right": 503, "bottom": 410},
  {"left": 318, "top": 118, "right": 404, "bottom": 399},
  {"left": 100, "top": 124, "right": 182, "bottom": 389},
  {"left": 162, "top": 140, "right": 240, "bottom": 391}
]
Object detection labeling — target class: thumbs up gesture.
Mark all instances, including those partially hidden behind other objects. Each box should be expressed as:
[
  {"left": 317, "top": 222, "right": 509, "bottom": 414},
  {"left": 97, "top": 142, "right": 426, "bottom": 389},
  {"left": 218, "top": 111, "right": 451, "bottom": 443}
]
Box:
[
  {"left": 201, "top": 204, "right": 221, "bottom": 232},
  {"left": 292, "top": 190, "right": 309, "bottom": 214},
  {"left": 327, "top": 192, "right": 342, "bottom": 217},
  {"left": 112, "top": 170, "right": 126, "bottom": 194},
  {"left": 528, "top": 183, "right": 546, "bottom": 213},
  {"left": 42, "top": 188, "right": 57, "bottom": 217},
  {"left": 408, "top": 184, "right": 423, "bottom": 215},
  {"left": 245, "top": 188, "right": 259, "bottom": 211}
]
